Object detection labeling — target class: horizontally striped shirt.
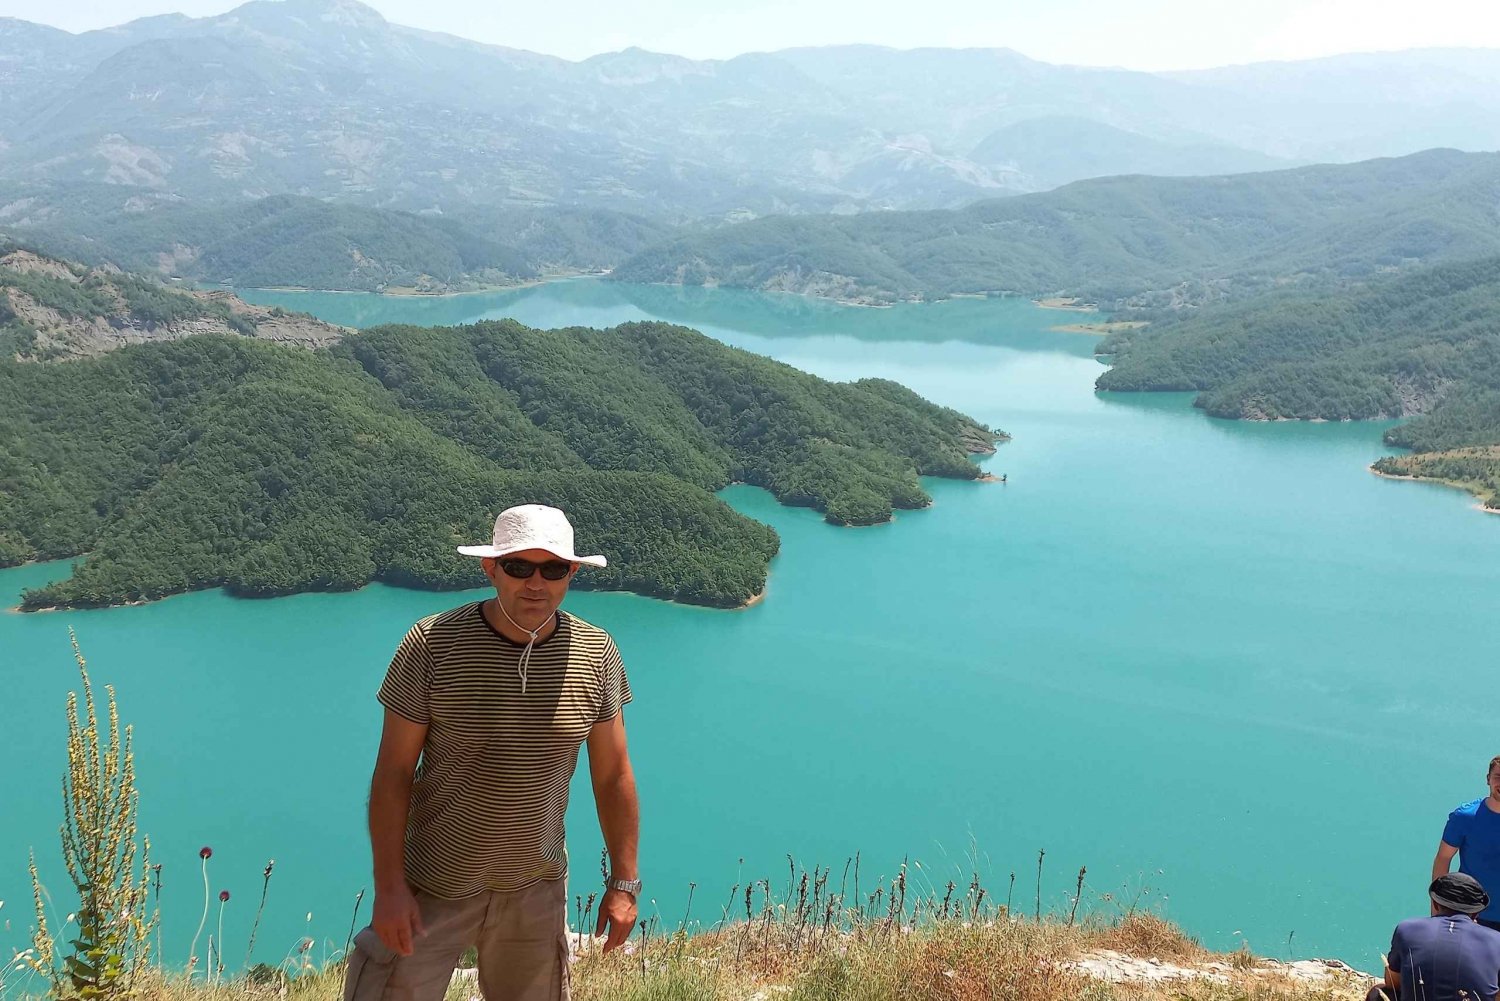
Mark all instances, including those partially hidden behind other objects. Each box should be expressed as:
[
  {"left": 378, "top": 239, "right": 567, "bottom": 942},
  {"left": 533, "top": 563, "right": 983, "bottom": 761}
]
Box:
[{"left": 378, "top": 603, "right": 631, "bottom": 897}]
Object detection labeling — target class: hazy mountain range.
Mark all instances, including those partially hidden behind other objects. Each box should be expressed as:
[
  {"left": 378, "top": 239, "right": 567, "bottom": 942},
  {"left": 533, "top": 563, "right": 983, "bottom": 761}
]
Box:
[
  {"left": 4, "top": 0, "right": 1500, "bottom": 222},
  {"left": 2, "top": 189, "right": 673, "bottom": 291},
  {"left": 612, "top": 149, "right": 1500, "bottom": 305}
]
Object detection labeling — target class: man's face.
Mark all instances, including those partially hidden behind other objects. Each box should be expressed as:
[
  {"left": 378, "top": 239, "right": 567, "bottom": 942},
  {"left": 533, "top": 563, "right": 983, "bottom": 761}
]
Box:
[
  {"left": 1488, "top": 765, "right": 1500, "bottom": 800},
  {"left": 484, "top": 549, "right": 576, "bottom": 633}
]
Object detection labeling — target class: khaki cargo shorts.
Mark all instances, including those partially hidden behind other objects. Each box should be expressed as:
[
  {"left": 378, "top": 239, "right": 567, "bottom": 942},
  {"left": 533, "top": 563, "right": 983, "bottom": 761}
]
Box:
[{"left": 343, "top": 877, "right": 570, "bottom": 1001}]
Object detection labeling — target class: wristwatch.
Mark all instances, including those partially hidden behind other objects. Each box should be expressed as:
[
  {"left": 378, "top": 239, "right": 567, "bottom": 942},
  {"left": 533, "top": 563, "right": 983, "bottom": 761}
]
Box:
[{"left": 606, "top": 876, "right": 642, "bottom": 898}]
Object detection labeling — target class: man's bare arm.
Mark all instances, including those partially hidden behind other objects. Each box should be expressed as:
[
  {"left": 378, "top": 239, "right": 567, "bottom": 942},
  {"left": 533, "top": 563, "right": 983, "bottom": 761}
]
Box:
[
  {"left": 587, "top": 711, "right": 639, "bottom": 953},
  {"left": 369, "top": 709, "right": 428, "bottom": 955},
  {"left": 1432, "top": 841, "right": 1459, "bottom": 882}
]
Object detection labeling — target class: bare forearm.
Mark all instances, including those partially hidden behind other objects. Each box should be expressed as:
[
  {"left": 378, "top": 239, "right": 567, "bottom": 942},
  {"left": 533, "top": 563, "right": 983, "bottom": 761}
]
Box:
[
  {"left": 369, "top": 769, "right": 414, "bottom": 893},
  {"left": 596, "top": 769, "right": 640, "bottom": 880}
]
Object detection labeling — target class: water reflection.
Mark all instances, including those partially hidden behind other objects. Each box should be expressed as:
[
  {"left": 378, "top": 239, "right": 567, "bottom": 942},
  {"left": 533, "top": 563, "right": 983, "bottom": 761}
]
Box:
[{"left": 239, "top": 278, "right": 1098, "bottom": 356}]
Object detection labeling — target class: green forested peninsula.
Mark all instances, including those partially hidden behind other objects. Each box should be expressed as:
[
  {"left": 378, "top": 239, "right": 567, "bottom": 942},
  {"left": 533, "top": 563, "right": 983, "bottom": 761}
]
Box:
[
  {"left": 4, "top": 190, "right": 673, "bottom": 293},
  {"left": 0, "top": 321, "right": 1000, "bottom": 610},
  {"left": 1095, "top": 256, "right": 1500, "bottom": 509},
  {"left": 611, "top": 149, "right": 1500, "bottom": 305}
]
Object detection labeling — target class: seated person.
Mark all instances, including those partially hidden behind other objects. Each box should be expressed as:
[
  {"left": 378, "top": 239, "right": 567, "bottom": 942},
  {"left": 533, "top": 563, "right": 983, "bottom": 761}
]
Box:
[{"left": 1369, "top": 873, "right": 1500, "bottom": 1001}]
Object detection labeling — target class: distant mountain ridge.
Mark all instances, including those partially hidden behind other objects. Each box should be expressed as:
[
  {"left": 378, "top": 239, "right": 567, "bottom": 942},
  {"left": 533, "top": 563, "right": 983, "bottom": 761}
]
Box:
[
  {"left": 967, "top": 117, "right": 1289, "bottom": 191},
  {"left": 4, "top": 0, "right": 1500, "bottom": 220},
  {"left": 610, "top": 149, "right": 1500, "bottom": 305},
  {"left": 1, "top": 189, "right": 672, "bottom": 292}
]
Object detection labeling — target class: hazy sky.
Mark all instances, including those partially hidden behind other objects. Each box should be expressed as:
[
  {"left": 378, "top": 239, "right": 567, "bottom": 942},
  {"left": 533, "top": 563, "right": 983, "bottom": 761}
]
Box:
[{"left": 9, "top": 0, "right": 1500, "bottom": 69}]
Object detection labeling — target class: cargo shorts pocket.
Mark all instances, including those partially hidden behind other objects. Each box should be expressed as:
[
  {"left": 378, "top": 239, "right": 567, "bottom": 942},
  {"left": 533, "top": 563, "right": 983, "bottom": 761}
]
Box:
[{"left": 344, "top": 927, "right": 397, "bottom": 1001}]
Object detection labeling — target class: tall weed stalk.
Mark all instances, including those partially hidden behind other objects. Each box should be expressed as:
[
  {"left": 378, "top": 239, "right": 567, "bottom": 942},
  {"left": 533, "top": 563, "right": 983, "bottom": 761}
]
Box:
[{"left": 29, "top": 632, "right": 155, "bottom": 998}]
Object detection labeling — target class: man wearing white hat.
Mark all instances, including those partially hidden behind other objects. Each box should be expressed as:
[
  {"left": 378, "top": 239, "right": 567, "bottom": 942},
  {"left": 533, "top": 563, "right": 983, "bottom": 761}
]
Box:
[{"left": 346, "top": 504, "right": 640, "bottom": 1001}]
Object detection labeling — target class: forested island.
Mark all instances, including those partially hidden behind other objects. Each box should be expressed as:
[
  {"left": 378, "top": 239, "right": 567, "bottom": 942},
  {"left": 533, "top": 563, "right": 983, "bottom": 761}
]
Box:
[
  {"left": 1095, "top": 256, "right": 1500, "bottom": 510},
  {"left": 0, "top": 296, "right": 1003, "bottom": 610},
  {"left": 610, "top": 149, "right": 1500, "bottom": 307}
]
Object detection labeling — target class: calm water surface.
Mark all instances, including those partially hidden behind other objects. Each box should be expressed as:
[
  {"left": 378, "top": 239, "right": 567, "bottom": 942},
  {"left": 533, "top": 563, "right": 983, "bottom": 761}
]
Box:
[{"left": 5, "top": 279, "right": 1499, "bottom": 980}]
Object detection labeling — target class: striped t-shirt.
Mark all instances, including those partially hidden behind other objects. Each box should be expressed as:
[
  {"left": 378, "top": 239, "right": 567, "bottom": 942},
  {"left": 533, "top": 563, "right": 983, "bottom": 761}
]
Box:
[{"left": 378, "top": 602, "right": 632, "bottom": 898}]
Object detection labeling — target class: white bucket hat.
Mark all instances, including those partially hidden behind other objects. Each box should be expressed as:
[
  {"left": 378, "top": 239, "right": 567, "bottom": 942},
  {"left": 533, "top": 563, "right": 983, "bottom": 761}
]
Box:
[{"left": 457, "top": 504, "right": 608, "bottom": 567}]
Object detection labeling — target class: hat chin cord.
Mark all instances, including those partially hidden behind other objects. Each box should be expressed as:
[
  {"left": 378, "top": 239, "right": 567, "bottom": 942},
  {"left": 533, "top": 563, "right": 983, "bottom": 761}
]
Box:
[{"left": 495, "top": 598, "right": 549, "bottom": 694}]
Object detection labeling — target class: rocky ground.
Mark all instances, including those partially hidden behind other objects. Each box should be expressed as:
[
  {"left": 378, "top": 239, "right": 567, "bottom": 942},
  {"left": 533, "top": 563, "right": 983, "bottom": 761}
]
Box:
[{"left": 1, "top": 249, "right": 345, "bottom": 360}]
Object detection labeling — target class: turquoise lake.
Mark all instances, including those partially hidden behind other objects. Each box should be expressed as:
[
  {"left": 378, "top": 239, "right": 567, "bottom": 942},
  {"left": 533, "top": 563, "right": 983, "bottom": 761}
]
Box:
[{"left": 6, "top": 278, "right": 1500, "bottom": 981}]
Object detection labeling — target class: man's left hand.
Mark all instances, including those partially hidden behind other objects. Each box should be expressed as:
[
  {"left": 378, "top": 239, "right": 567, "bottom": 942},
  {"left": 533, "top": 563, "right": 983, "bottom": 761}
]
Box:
[{"left": 594, "top": 888, "right": 638, "bottom": 954}]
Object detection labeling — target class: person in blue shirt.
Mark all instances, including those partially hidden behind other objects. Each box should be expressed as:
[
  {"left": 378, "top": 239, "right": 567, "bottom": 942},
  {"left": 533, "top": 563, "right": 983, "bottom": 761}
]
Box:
[
  {"left": 1368, "top": 873, "right": 1500, "bottom": 1001},
  {"left": 1434, "top": 756, "right": 1500, "bottom": 932}
]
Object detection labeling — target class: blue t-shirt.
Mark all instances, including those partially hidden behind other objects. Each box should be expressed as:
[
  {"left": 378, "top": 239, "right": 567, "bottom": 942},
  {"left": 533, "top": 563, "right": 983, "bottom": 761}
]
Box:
[
  {"left": 1443, "top": 798, "right": 1500, "bottom": 921},
  {"left": 1388, "top": 915, "right": 1500, "bottom": 1001}
]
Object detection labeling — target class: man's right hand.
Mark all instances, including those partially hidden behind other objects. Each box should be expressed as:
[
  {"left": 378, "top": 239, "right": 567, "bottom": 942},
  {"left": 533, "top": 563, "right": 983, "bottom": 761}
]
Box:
[{"left": 372, "top": 883, "right": 425, "bottom": 956}]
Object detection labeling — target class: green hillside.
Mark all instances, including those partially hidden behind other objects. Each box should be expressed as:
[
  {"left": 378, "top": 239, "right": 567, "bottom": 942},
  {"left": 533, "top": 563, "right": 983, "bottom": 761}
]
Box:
[
  {"left": 1, "top": 247, "right": 244, "bottom": 336},
  {"left": 3, "top": 189, "right": 673, "bottom": 292},
  {"left": 1094, "top": 256, "right": 1500, "bottom": 509},
  {"left": 612, "top": 149, "right": 1500, "bottom": 305},
  {"left": 0, "top": 242, "right": 342, "bottom": 359},
  {"left": 0, "top": 320, "right": 1000, "bottom": 609}
]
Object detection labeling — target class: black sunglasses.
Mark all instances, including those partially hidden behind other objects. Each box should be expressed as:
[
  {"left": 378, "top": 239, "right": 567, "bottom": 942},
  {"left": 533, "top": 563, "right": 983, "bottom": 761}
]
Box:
[{"left": 497, "top": 557, "right": 574, "bottom": 581}]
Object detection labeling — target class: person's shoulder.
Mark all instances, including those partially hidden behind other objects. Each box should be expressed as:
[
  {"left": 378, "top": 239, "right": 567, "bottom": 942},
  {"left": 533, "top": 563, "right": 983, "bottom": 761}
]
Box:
[
  {"left": 1392, "top": 915, "right": 1432, "bottom": 938},
  {"left": 1451, "top": 797, "right": 1487, "bottom": 820},
  {"left": 559, "top": 610, "right": 617, "bottom": 648},
  {"left": 410, "top": 602, "right": 484, "bottom": 639}
]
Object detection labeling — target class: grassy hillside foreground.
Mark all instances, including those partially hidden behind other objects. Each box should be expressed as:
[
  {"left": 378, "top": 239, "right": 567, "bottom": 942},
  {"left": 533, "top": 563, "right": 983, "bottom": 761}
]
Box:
[{"left": 13, "top": 907, "right": 1365, "bottom": 1001}]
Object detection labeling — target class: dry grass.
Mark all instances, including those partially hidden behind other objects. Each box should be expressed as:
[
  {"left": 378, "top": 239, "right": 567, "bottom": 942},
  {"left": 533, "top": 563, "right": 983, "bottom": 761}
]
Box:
[
  {"left": 12, "top": 850, "right": 1369, "bottom": 1001},
  {"left": 567, "top": 912, "right": 1363, "bottom": 1001},
  {"left": 1084, "top": 912, "right": 1207, "bottom": 963},
  {"left": 10, "top": 906, "right": 1366, "bottom": 1001},
  {"left": 130, "top": 968, "right": 346, "bottom": 1001}
]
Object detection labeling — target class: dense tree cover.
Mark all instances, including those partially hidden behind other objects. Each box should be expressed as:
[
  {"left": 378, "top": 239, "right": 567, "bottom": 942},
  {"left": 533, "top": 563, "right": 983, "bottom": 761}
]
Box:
[
  {"left": 1384, "top": 388, "right": 1500, "bottom": 453},
  {"left": 1096, "top": 256, "right": 1500, "bottom": 420},
  {"left": 1095, "top": 256, "right": 1500, "bottom": 508},
  {"left": 613, "top": 149, "right": 1500, "bottom": 305},
  {"left": 1, "top": 320, "right": 996, "bottom": 609},
  {"left": 0, "top": 337, "right": 775, "bottom": 608},
  {"left": 340, "top": 320, "right": 998, "bottom": 524},
  {"left": 457, "top": 205, "right": 676, "bottom": 274},
  {"left": 5, "top": 187, "right": 674, "bottom": 293}
]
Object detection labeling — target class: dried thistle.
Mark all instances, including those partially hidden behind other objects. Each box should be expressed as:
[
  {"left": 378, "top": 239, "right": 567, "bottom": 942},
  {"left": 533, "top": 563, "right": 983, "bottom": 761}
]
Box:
[{"left": 244, "top": 858, "right": 275, "bottom": 969}]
